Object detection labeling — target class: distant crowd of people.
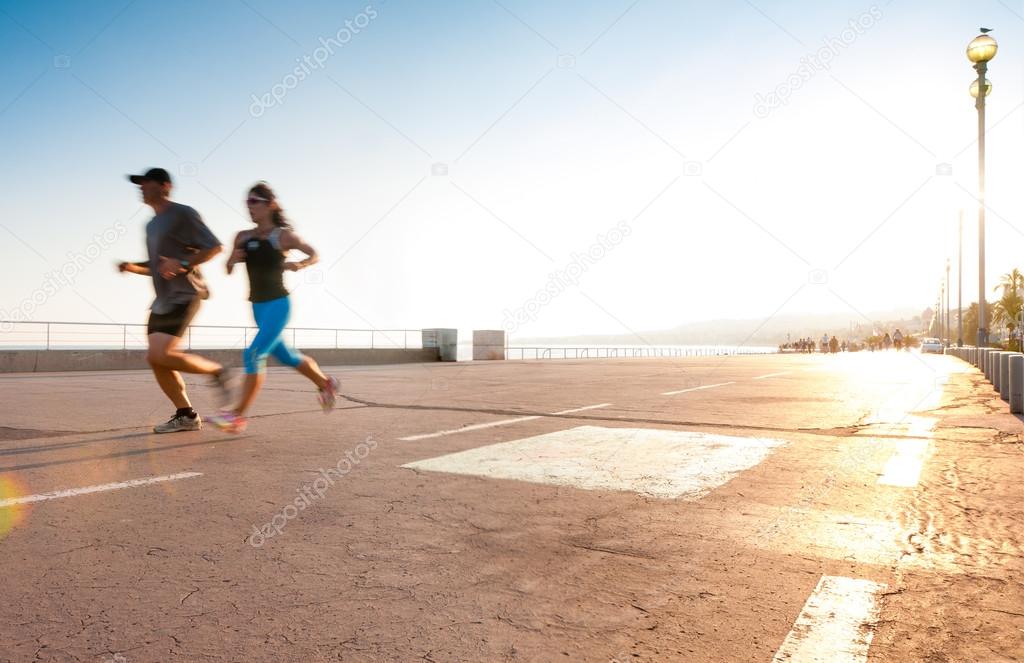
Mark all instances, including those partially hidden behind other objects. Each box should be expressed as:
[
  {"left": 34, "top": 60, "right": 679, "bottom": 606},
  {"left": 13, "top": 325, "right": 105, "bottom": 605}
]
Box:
[
  {"left": 779, "top": 328, "right": 908, "bottom": 353},
  {"left": 780, "top": 335, "right": 847, "bottom": 353},
  {"left": 866, "top": 328, "right": 906, "bottom": 351}
]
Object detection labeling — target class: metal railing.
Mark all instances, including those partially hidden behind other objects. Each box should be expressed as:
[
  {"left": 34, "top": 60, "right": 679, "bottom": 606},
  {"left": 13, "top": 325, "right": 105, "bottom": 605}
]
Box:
[
  {"left": 505, "top": 346, "right": 777, "bottom": 360},
  {"left": 0, "top": 320, "right": 422, "bottom": 351}
]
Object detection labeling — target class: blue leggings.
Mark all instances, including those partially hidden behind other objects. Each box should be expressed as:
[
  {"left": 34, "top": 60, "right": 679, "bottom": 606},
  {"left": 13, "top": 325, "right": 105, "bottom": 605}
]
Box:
[{"left": 244, "top": 296, "right": 304, "bottom": 374}]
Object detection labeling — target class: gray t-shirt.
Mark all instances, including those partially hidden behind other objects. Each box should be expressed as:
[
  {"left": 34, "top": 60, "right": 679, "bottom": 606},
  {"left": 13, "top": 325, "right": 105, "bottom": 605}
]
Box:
[{"left": 145, "top": 202, "right": 221, "bottom": 314}]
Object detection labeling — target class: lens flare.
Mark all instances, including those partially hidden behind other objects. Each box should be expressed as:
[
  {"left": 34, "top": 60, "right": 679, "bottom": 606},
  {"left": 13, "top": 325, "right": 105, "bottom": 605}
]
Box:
[{"left": 0, "top": 475, "right": 30, "bottom": 540}]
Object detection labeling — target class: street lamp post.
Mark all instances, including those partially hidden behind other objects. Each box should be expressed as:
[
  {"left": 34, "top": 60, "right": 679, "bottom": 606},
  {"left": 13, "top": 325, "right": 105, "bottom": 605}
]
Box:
[
  {"left": 946, "top": 258, "right": 951, "bottom": 347},
  {"left": 958, "top": 210, "right": 964, "bottom": 346},
  {"left": 968, "top": 30, "right": 997, "bottom": 348},
  {"left": 940, "top": 281, "right": 946, "bottom": 344}
]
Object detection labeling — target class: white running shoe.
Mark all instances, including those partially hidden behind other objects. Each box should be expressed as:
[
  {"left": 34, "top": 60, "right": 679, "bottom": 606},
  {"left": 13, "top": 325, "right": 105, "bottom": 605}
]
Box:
[{"left": 153, "top": 413, "right": 202, "bottom": 434}]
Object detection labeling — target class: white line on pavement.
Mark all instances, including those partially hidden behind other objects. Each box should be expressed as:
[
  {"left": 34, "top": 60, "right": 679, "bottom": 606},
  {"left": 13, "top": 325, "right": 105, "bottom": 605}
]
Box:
[
  {"left": 753, "top": 371, "right": 792, "bottom": 380},
  {"left": 772, "top": 575, "right": 887, "bottom": 663},
  {"left": 662, "top": 382, "right": 735, "bottom": 396},
  {"left": 0, "top": 472, "right": 203, "bottom": 508},
  {"left": 400, "top": 417, "right": 541, "bottom": 441},
  {"left": 399, "top": 404, "right": 612, "bottom": 441},
  {"left": 550, "top": 403, "right": 612, "bottom": 415}
]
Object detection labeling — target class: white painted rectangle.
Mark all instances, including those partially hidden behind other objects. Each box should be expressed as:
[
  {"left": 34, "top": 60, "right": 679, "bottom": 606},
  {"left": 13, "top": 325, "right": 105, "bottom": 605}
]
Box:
[
  {"left": 402, "top": 426, "right": 785, "bottom": 499},
  {"left": 0, "top": 472, "right": 203, "bottom": 508},
  {"left": 772, "top": 575, "right": 887, "bottom": 663}
]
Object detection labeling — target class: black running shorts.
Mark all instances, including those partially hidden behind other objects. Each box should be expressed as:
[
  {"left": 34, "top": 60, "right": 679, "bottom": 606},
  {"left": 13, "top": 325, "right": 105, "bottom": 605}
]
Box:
[{"left": 147, "top": 299, "right": 201, "bottom": 337}]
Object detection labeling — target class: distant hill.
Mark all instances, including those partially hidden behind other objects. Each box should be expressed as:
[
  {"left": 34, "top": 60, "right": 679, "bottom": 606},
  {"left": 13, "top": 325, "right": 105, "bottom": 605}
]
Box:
[{"left": 513, "top": 307, "right": 927, "bottom": 347}]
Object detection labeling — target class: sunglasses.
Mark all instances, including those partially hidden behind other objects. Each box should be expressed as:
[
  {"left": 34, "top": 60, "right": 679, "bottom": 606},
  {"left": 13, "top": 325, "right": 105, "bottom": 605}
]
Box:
[{"left": 246, "top": 197, "right": 270, "bottom": 205}]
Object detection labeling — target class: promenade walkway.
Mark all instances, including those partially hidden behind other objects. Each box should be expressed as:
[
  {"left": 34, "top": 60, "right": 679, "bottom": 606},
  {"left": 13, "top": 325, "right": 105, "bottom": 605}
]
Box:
[{"left": 0, "top": 352, "right": 1020, "bottom": 662}]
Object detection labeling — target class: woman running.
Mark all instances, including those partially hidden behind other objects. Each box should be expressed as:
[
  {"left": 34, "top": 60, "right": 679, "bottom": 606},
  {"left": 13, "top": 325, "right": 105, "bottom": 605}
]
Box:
[{"left": 210, "top": 182, "right": 338, "bottom": 433}]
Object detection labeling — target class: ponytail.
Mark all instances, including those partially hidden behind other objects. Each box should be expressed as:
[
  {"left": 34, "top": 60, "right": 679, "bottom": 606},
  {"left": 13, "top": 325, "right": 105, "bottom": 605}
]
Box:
[{"left": 249, "top": 181, "right": 292, "bottom": 229}]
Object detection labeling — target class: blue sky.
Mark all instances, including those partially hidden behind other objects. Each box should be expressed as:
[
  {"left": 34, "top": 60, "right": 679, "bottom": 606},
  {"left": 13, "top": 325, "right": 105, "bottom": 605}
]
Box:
[{"left": 1, "top": 0, "right": 1023, "bottom": 340}]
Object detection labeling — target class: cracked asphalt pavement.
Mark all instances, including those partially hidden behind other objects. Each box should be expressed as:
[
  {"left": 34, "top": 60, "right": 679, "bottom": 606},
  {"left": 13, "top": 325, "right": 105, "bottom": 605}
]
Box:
[{"left": 0, "top": 351, "right": 1021, "bottom": 662}]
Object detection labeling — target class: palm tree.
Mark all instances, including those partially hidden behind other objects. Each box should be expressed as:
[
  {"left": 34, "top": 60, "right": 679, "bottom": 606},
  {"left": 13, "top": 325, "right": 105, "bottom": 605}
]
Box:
[
  {"left": 992, "top": 290, "right": 1023, "bottom": 350},
  {"left": 994, "top": 268, "right": 1024, "bottom": 298}
]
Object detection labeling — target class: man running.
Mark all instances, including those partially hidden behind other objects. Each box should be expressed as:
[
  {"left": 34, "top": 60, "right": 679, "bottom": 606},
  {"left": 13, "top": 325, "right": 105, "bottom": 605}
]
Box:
[{"left": 117, "top": 168, "right": 231, "bottom": 433}]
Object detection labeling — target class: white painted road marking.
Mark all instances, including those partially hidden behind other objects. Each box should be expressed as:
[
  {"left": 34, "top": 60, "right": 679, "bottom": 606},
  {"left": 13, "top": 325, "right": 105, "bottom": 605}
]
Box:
[
  {"left": 551, "top": 403, "right": 611, "bottom": 415},
  {"left": 0, "top": 472, "right": 203, "bottom": 508},
  {"left": 662, "top": 381, "right": 735, "bottom": 396},
  {"left": 400, "top": 416, "right": 540, "bottom": 441},
  {"left": 403, "top": 426, "right": 785, "bottom": 499},
  {"left": 753, "top": 371, "right": 791, "bottom": 380},
  {"left": 877, "top": 439, "right": 930, "bottom": 487},
  {"left": 399, "top": 404, "right": 611, "bottom": 441},
  {"left": 772, "top": 575, "right": 887, "bottom": 663}
]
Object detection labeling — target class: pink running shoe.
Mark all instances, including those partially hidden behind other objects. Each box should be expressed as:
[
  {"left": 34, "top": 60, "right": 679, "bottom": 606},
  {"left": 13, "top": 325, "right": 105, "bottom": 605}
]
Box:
[
  {"left": 318, "top": 377, "right": 339, "bottom": 413},
  {"left": 209, "top": 409, "right": 248, "bottom": 434}
]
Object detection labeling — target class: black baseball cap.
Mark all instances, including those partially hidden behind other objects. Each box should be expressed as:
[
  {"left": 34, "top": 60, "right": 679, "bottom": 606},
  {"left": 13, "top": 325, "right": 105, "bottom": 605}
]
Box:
[{"left": 127, "top": 167, "right": 172, "bottom": 185}]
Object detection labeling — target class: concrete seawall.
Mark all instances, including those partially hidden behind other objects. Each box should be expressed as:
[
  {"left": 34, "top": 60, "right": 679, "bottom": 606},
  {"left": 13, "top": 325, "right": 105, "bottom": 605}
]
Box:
[{"left": 0, "top": 348, "right": 439, "bottom": 373}]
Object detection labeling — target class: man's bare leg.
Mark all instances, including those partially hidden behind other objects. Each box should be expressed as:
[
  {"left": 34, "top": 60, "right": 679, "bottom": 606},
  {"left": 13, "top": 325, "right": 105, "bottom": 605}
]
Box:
[
  {"left": 150, "top": 363, "right": 190, "bottom": 409},
  {"left": 147, "top": 332, "right": 222, "bottom": 375},
  {"left": 147, "top": 332, "right": 230, "bottom": 411}
]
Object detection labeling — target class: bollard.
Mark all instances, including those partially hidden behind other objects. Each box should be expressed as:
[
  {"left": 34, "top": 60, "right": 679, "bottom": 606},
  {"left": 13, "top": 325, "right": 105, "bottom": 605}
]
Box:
[
  {"left": 422, "top": 328, "right": 458, "bottom": 362},
  {"left": 983, "top": 349, "right": 990, "bottom": 379},
  {"left": 993, "top": 352, "right": 1005, "bottom": 392},
  {"left": 1011, "top": 355, "right": 1024, "bottom": 414},
  {"left": 1000, "top": 352, "right": 1017, "bottom": 401}
]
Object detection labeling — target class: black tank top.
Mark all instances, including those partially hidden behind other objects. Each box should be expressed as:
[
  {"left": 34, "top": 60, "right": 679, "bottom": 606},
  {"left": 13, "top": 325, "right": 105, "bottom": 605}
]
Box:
[{"left": 244, "top": 228, "right": 289, "bottom": 303}]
